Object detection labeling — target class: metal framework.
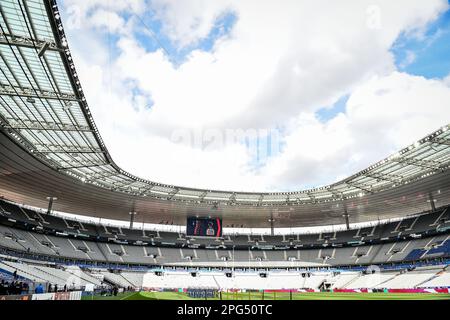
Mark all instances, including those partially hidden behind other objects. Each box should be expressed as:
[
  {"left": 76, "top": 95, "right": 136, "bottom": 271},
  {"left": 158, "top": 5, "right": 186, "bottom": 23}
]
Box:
[{"left": 0, "top": 0, "right": 450, "bottom": 207}]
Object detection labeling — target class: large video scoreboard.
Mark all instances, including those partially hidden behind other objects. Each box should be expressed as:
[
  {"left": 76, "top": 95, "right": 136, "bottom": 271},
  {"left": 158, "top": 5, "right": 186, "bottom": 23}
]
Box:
[{"left": 186, "top": 217, "right": 222, "bottom": 237}]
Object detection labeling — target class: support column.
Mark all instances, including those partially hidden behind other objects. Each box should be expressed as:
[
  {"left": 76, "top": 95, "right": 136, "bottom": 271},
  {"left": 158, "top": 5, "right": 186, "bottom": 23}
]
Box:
[
  {"left": 428, "top": 192, "right": 436, "bottom": 211},
  {"left": 269, "top": 212, "right": 275, "bottom": 236},
  {"left": 129, "top": 211, "right": 137, "bottom": 229},
  {"left": 46, "top": 197, "right": 57, "bottom": 215},
  {"left": 343, "top": 209, "right": 350, "bottom": 230}
]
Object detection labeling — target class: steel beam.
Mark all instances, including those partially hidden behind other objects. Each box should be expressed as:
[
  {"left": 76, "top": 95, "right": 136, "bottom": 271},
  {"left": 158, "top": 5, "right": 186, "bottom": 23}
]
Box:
[{"left": 0, "top": 84, "right": 78, "bottom": 102}]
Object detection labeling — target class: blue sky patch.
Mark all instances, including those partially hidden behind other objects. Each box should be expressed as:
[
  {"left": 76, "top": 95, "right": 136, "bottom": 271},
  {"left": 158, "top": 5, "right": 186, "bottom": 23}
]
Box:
[
  {"left": 391, "top": 7, "right": 450, "bottom": 79},
  {"left": 196, "top": 12, "right": 237, "bottom": 53},
  {"left": 316, "top": 94, "right": 349, "bottom": 122},
  {"left": 134, "top": 10, "right": 237, "bottom": 66},
  {"left": 127, "top": 84, "right": 154, "bottom": 112},
  {"left": 59, "top": 1, "right": 237, "bottom": 67}
]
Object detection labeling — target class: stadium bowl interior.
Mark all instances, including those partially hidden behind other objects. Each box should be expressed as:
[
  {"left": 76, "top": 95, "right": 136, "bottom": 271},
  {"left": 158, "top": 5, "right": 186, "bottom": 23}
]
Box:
[{"left": 0, "top": 0, "right": 448, "bottom": 300}]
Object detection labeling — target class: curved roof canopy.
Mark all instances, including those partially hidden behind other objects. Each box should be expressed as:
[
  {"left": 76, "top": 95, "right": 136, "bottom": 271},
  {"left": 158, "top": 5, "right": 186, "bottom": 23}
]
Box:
[{"left": 0, "top": 0, "right": 450, "bottom": 227}]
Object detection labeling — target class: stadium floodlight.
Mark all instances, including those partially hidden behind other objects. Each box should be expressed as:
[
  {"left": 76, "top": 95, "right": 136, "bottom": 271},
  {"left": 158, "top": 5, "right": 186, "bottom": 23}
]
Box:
[{"left": 26, "top": 97, "right": 36, "bottom": 104}]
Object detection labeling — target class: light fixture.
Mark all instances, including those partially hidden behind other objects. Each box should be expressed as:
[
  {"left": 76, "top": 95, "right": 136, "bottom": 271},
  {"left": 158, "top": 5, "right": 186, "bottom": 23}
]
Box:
[
  {"left": 63, "top": 101, "right": 72, "bottom": 110},
  {"left": 26, "top": 97, "right": 36, "bottom": 104}
]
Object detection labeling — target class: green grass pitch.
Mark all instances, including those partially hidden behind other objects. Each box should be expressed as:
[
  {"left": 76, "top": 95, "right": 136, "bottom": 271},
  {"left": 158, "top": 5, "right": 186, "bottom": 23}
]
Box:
[{"left": 82, "top": 291, "right": 450, "bottom": 300}]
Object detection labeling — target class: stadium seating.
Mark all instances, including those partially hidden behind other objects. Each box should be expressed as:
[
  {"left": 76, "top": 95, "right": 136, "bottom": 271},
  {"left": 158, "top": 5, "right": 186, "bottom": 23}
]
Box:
[
  {"left": 0, "top": 260, "right": 100, "bottom": 290},
  {"left": 418, "top": 269, "right": 450, "bottom": 288},
  {"left": 121, "top": 272, "right": 145, "bottom": 288},
  {"left": 0, "top": 226, "right": 449, "bottom": 267},
  {"left": 344, "top": 272, "right": 396, "bottom": 289},
  {"left": 136, "top": 265, "right": 449, "bottom": 290},
  {"left": 0, "top": 199, "right": 449, "bottom": 285},
  {"left": 376, "top": 268, "right": 441, "bottom": 289},
  {"left": 98, "top": 271, "right": 135, "bottom": 288},
  {"left": 330, "top": 272, "right": 360, "bottom": 289},
  {"left": 1, "top": 254, "right": 448, "bottom": 291},
  {"left": 1, "top": 199, "right": 449, "bottom": 252}
]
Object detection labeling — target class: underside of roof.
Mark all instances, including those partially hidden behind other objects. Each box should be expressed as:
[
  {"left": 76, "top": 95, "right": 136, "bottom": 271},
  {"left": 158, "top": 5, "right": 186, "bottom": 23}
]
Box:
[{"left": 0, "top": 0, "right": 449, "bottom": 227}]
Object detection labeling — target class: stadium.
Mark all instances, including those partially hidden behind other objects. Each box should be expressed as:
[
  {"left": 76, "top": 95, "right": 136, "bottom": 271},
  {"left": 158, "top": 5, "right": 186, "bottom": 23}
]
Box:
[{"left": 0, "top": 0, "right": 449, "bottom": 303}]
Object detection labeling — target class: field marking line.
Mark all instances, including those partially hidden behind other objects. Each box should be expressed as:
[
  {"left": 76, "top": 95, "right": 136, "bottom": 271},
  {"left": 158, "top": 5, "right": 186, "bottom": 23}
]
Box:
[{"left": 120, "top": 292, "right": 138, "bottom": 300}]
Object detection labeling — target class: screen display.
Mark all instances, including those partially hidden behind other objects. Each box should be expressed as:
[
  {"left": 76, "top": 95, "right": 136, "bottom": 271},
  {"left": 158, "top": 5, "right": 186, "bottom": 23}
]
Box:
[{"left": 186, "top": 217, "right": 222, "bottom": 237}]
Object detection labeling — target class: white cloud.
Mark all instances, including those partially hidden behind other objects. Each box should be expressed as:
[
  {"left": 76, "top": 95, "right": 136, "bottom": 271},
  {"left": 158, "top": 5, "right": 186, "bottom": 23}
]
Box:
[
  {"left": 60, "top": 0, "right": 450, "bottom": 191},
  {"left": 260, "top": 72, "right": 450, "bottom": 190},
  {"left": 61, "top": 0, "right": 146, "bottom": 35},
  {"left": 150, "top": 0, "right": 233, "bottom": 48},
  {"left": 444, "top": 73, "right": 450, "bottom": 86},
  {"left": 399, "top": 50, "right": 417, "bottom": 69}
]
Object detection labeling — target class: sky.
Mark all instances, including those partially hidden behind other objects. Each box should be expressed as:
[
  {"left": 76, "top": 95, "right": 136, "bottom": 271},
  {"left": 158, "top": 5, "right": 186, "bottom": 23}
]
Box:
[{"left": 58, "top": 0, "right": 450, "bottom": 193}]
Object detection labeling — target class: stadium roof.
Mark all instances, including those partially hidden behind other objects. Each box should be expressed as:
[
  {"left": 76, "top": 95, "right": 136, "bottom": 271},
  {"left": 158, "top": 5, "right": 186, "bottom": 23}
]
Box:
[{"left": 0, "top": 0, "right": 450, "bottom": 227}]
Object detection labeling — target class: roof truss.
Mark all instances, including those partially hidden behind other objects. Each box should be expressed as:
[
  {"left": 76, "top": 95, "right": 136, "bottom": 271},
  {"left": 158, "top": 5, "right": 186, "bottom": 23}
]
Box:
[{"left": 0, "top": 0, "right": 449, "bottom": 206}]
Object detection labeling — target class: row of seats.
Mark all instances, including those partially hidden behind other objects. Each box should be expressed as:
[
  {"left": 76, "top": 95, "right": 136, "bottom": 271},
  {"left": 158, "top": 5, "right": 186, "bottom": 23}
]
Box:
[
  {"left": 0, "top": 222, "right": 448, "bottom": 266},
  {"left": 136, "top": 266, "right": 449, "bottom": 290},
  {"left": 1, "top": 199, "right": 448, "bottom": 248},
  {"left": 1, "top": 258, "right": 448, "bottom": 291},
  {"left": 0, "top": 260, "right": 101, "bottom": 290},
  {"left": 405, "top": 239, "right": 450, "bottom": 260}
]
